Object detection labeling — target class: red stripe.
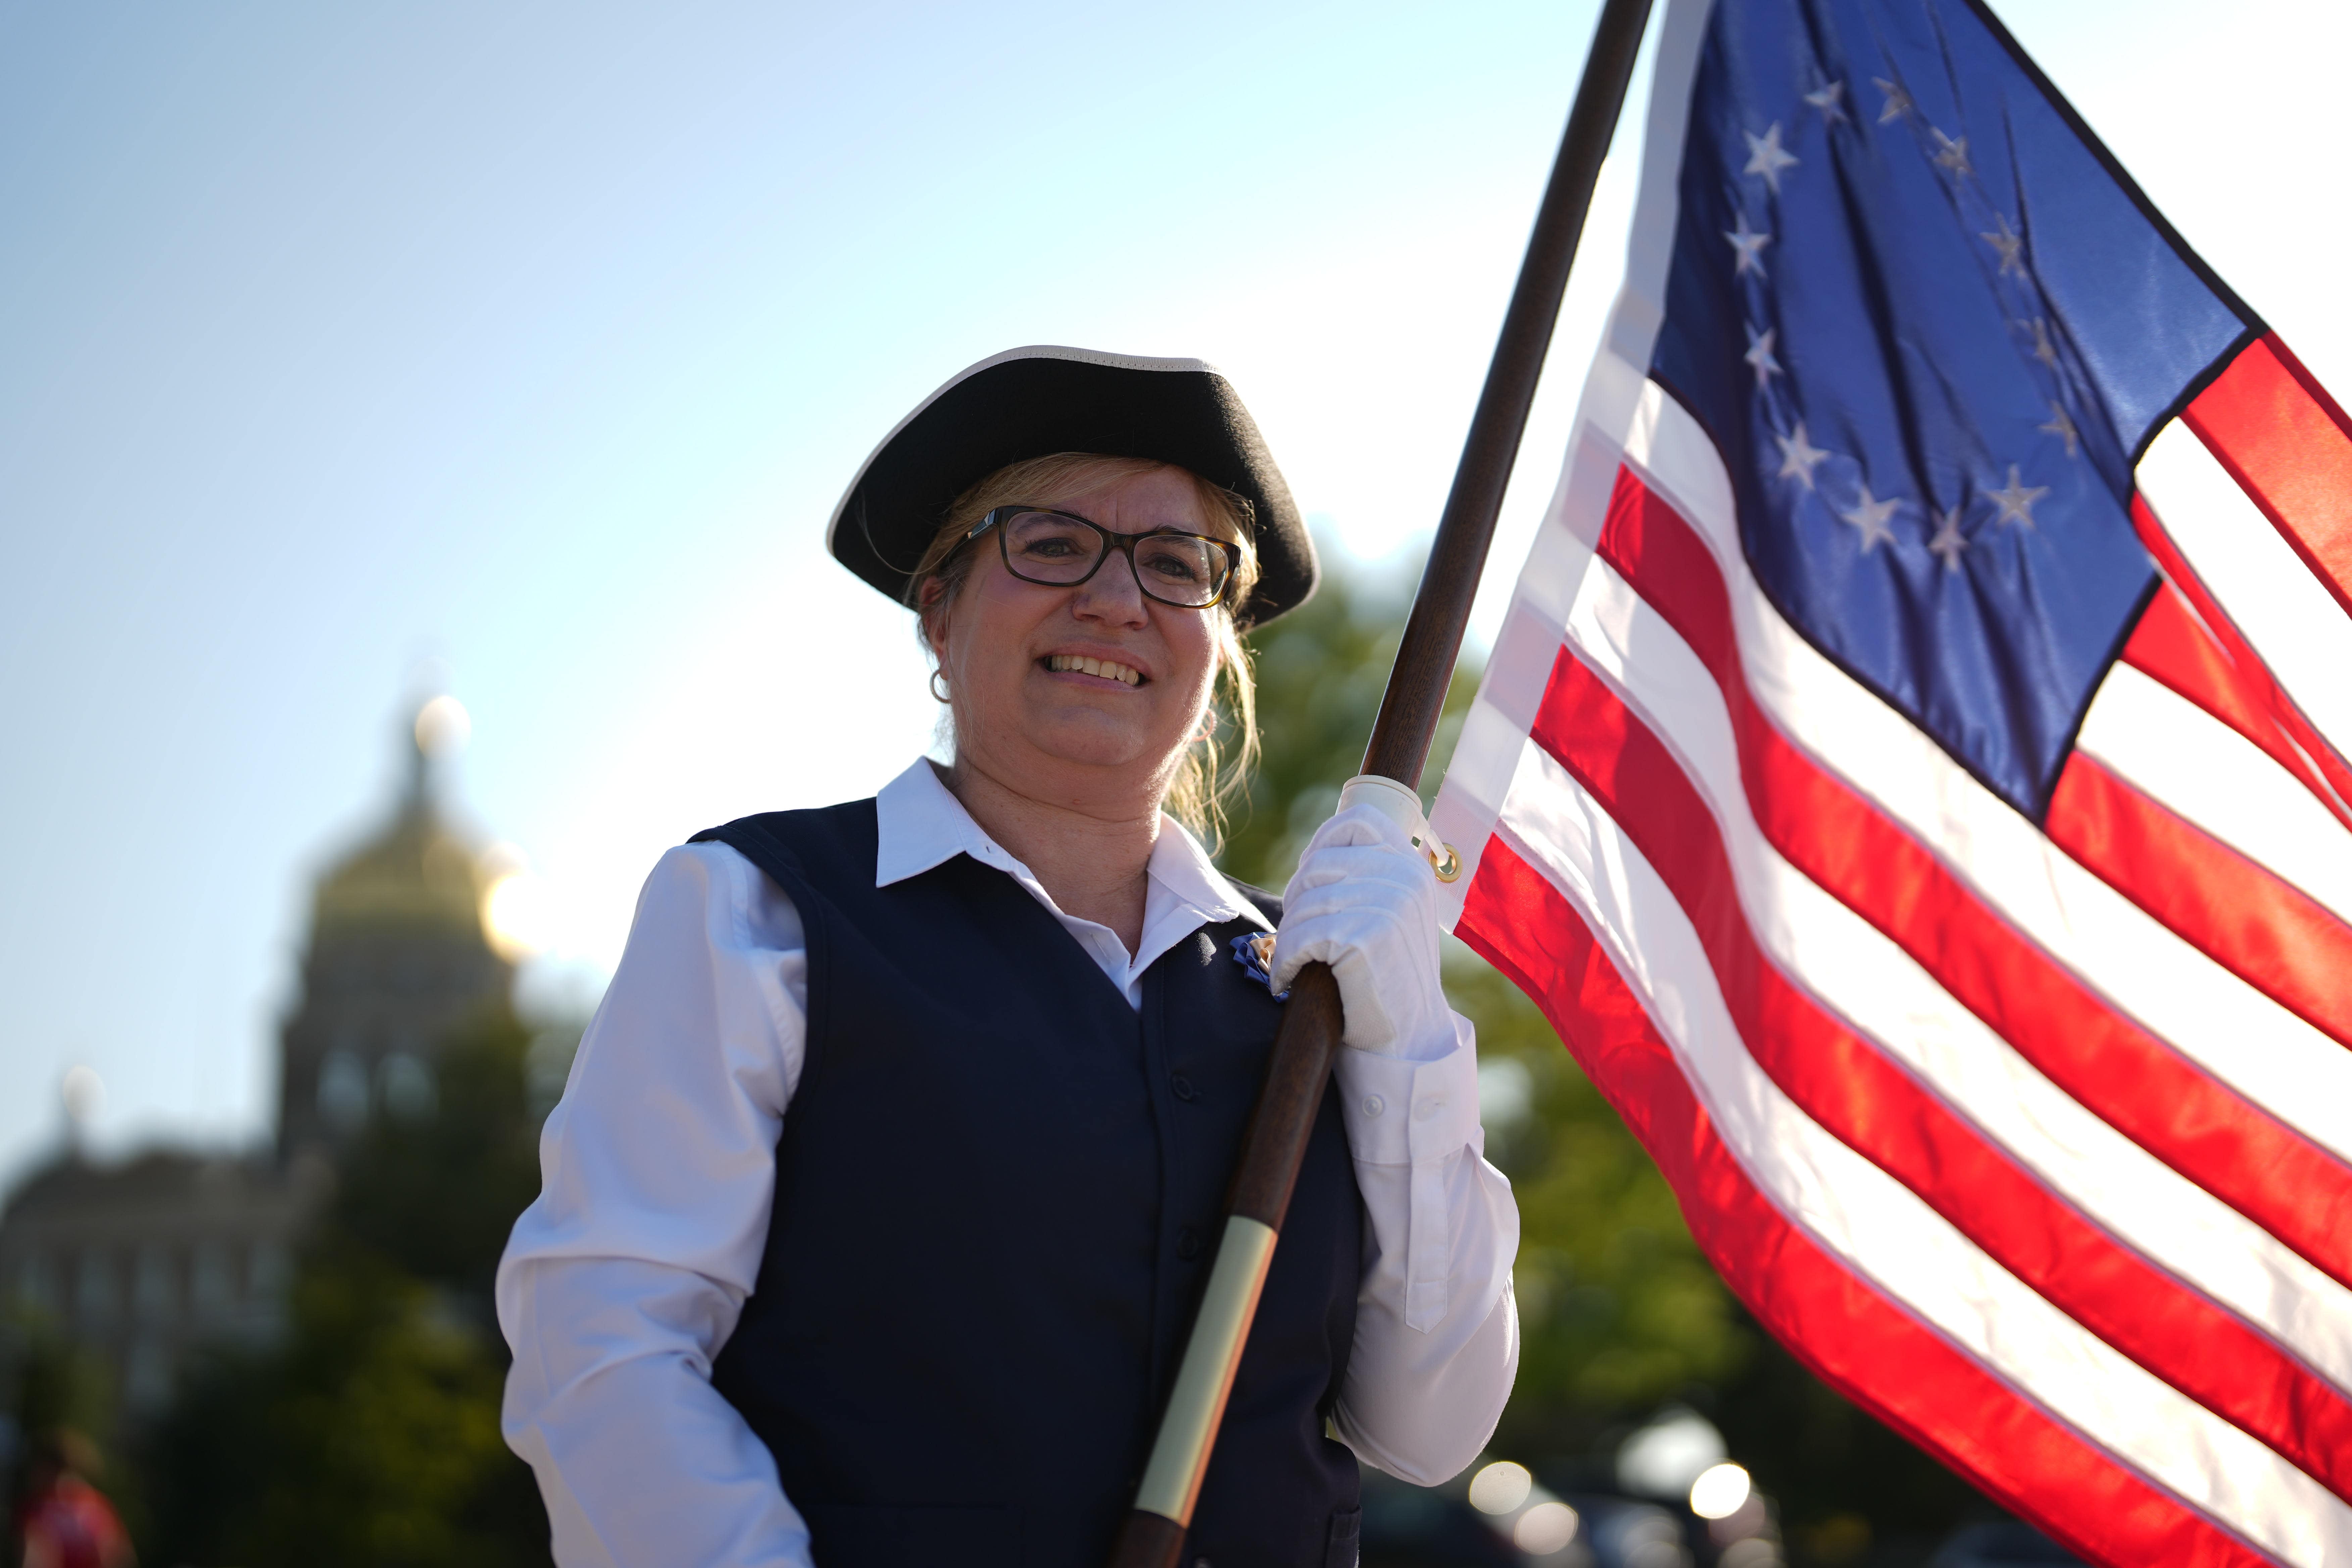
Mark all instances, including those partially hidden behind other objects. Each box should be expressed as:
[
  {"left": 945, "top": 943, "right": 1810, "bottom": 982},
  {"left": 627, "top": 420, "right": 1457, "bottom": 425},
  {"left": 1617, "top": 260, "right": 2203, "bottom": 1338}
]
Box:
[
  {"left": 2119, "top": 586, "right": 2352, "bottom": 835},
  {"left": 1459, "top": 841, "right": 2270, "bottom": 1568},
  {"left": 1593, "top": 463, "right": 2352, "bottom": 1289},
  {"left": 2130, "top": 492, "right": 2352, "bottom": 819},
  {"left": 1527, "top": 645, "right": 2352, "bottom": 1503},
  {"left": 2182, "top": 333, "right": 2352, "bottom": 622},
  {"left": 2049, "top": 751, "right": 2352, "bottom": 1052}
]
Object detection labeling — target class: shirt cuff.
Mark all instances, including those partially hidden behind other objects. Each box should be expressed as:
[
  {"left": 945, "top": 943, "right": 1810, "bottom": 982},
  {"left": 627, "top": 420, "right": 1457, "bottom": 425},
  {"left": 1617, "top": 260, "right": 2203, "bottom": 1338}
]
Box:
[{"left": 1333, "top": 1012, "right": 1481, "bottom": 1167}]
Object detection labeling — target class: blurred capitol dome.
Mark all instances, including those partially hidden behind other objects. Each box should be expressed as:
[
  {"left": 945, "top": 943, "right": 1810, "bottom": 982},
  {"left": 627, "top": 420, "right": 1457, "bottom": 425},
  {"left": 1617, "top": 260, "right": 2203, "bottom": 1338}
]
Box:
[
  {"left": 277, "top": 694, "right": 516, "bottom": 1159},
  {"left": 308, "top": 696, "right": 490, "bottom": 937}
]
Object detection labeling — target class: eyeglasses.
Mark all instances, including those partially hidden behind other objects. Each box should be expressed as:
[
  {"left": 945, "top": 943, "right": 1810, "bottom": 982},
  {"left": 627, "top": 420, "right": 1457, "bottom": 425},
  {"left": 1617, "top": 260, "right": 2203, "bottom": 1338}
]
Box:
[{"left": 962, "top": 505, "right": 1241, "bottom": 610}]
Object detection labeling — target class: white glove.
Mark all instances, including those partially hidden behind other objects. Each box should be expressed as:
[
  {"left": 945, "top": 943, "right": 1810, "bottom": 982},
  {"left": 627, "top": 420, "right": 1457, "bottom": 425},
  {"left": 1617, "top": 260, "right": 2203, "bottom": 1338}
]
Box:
[{"left": 1270, "top": 778, "right": 1453, "bottom": 1059}]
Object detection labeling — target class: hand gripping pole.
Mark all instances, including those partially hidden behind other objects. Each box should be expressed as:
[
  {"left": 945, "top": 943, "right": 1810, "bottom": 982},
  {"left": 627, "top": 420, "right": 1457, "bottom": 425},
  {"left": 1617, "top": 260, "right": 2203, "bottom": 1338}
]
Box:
[{"left": 1105, "top": 2, "right": 1656, "bottom": 1562}]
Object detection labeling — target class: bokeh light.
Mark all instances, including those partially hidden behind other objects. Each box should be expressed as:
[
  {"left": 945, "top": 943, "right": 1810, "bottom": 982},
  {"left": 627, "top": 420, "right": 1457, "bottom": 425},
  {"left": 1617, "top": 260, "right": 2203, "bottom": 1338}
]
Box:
[
  {"left": 482, "top": 869, "right": 553, "bottom": 961},
  {"left": 60, "top": 1065, "right": 105, "bottom": 1124},
  {"left": 1617, "top": 1407, "right": 1727, "bottom": 1498},
  {"left": 414, "top": 693, "right": 472, "bottom": 756},
  {"left": 1467, "top": 1459, "right": 1533, "bottom": 1515},
  {"left": 1513, "top": 1500, "right": 1580, "bottom": 1555},
  {"left": 1690, "top": 1461, "right": 1753, "bottom": 1520}
]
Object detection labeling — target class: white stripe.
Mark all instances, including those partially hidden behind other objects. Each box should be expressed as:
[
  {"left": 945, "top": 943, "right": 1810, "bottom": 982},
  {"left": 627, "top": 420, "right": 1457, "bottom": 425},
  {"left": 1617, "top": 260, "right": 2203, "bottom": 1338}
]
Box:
[
  {"left": 1432, "top": 414, "right": 1620, "bottom": 910},
  {"left": 2079, "top": 661, "right": 2352, "bottom": 931},
  {"left": 1614, "top": 0, "right": 1713, "bottom": 361},
  {"left": 1434, "top": 0, "right": 1710, "bottom": 914},
  {"left": 1545, "top": 542, "right": 2352, "bottom": 1399},
  {"left": 1493, "top": 745, "right": 2352, "bottom": 1565},
  {"left": 1582, "top": 369, "right": 2352, "bottom": 1167},
  {"left": 2138, "top": 421, "right": 2352, "bottom": 763}
]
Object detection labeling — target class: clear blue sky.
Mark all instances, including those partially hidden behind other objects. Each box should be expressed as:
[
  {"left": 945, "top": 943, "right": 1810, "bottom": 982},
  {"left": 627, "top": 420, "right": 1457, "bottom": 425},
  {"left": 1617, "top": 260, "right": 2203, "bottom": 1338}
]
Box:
[{"left": 3, "top": 0, "right": 2344, "bottom": 1183}]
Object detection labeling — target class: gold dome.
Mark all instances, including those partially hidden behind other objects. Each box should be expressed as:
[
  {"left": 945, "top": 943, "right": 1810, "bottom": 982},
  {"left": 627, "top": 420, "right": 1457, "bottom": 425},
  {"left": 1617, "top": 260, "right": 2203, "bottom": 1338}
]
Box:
[{"left": 310, "top": 702, "right": 490, "bottom": 939}]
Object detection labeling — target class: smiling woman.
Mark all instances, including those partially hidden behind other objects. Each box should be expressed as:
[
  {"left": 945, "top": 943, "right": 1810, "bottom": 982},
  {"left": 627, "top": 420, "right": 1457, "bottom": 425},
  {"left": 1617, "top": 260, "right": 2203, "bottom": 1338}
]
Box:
[
  {"left": 913, "top": 451, "right": 1263, "bottom": 852},
  {"left": 493, "top": 345, "right": 1522, "bottom": 1568}
]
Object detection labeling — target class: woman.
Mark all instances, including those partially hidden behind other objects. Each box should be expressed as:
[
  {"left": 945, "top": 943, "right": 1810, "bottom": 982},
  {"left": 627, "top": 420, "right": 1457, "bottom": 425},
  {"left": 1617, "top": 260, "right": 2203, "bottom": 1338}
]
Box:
[{"left": 497, "top": 346, "right": 1520, "bottom": 1568}]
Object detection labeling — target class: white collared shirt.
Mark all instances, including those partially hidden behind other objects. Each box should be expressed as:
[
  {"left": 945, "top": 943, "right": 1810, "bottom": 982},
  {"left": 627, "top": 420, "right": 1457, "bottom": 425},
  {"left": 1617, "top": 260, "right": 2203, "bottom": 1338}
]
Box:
[
  {"left": 871, "top": 756, "right": 1277, "bottom": 1005},
  {"left": 496, "top": 759, "right": 1520, "bottom": 1568}
]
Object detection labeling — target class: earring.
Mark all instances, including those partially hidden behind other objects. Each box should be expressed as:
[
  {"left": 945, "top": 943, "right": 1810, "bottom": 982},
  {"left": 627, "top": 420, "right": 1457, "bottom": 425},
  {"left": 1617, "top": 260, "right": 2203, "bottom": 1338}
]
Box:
[{"left": 930, "top": 669, "right": 951, "bottom": 704}]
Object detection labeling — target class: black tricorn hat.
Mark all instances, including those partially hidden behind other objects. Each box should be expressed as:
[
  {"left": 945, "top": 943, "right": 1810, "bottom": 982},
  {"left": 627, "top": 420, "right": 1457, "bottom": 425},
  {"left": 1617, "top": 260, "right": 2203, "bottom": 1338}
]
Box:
[{"left": 827, "top": 345, "right": 1317, "bottom": 628}]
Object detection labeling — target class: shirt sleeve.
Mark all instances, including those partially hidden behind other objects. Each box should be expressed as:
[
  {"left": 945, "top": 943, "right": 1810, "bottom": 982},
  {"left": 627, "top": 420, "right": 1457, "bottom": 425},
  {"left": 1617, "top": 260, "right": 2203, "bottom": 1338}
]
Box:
[
  {"left": 1328, "top": 1009, "right": 1522, "bottom": 1486},
  {"left": 495, "top": 842, "right": 814, "bottom": 1568}
]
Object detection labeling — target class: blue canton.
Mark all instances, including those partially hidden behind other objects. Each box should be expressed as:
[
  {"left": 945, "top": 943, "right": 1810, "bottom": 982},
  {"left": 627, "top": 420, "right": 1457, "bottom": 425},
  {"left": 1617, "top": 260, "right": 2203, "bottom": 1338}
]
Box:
[{"left": 1649, "top": 0, "right": 2252, "bottom": 819}]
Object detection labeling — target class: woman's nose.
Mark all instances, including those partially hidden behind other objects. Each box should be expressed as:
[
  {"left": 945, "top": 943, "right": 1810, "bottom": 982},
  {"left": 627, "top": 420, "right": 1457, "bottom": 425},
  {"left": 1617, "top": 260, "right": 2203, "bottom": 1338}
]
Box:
[{"left": 1069, "top": 554, "right": 1150, "bottom": 625}]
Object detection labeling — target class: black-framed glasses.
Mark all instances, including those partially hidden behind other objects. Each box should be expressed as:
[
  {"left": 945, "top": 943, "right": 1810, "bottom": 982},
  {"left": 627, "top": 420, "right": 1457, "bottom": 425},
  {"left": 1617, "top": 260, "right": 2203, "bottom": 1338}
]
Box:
[{"left": 962, "top": 505, "right": 1241, "bottom": 610}]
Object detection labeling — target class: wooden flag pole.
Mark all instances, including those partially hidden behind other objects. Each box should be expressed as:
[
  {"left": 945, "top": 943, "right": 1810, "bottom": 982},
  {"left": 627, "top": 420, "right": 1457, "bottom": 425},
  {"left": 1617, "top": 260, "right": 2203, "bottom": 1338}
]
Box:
[{"left": 1107, "top": 1, "right": 1656, "bottom": 1562}]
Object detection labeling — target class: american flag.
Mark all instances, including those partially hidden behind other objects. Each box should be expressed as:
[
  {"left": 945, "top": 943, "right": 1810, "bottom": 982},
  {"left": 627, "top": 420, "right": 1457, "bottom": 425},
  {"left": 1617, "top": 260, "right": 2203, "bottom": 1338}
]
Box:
[{"left": 1428, "top": 1, "right": 2352, "bottom": 1560}]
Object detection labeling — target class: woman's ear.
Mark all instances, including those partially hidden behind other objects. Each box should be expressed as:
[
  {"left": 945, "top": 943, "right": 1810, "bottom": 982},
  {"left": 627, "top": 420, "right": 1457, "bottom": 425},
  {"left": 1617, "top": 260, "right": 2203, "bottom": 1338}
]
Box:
[{"left": 916, "top": 577, "right": 949, "bottom": 656}]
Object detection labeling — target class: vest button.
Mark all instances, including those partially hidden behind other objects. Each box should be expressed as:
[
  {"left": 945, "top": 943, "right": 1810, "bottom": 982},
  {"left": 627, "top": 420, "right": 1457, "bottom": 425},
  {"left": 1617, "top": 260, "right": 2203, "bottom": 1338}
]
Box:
[
  {"left": 1170, "top": 1072, "right": 1198, "bottom": 1102},
  {"left": 1177, "top": 1225, "right": 1204, "bottom": 1260}
]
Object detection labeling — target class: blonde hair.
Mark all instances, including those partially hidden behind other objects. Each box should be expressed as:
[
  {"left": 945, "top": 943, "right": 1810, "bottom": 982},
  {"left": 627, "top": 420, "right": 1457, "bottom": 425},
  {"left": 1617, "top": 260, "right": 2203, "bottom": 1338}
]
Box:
[{"left": 910, "top": 452, "right": 1261, "bottom": 847}]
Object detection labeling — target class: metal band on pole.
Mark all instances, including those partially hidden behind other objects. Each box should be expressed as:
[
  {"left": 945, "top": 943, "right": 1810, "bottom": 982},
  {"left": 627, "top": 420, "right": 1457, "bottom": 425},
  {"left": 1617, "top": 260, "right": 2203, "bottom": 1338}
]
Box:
[{"left": 1106, "top": 2, "right": 1656, "bottom": 1563}]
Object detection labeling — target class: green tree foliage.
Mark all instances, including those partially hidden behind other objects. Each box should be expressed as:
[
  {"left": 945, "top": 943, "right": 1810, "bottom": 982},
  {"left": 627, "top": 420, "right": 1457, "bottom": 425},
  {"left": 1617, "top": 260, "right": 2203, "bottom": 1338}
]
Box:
[
  {"left": 142, "top": 1012, "right": 556, "bottom": 1568},
  {"left": 1234, "top": 556, "right": 1986, "bottom": 1553},
  {"left": 1219, "top": 568, "right": 1423, "bottom": 887},
  {"left": 331, "top": 1015, "right": 548, "bottom": 1305}
]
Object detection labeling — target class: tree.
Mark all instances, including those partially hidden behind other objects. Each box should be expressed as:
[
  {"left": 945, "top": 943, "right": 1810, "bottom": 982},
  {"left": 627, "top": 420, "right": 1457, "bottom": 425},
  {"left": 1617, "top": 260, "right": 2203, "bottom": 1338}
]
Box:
[{"left": 141, "top": 1012, "right": 559, "bottom": 1568}]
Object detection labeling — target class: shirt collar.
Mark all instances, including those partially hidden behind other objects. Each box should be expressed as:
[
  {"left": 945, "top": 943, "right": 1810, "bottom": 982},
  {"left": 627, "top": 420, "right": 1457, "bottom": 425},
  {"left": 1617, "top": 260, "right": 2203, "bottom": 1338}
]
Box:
[
  {"left": 873, "top": 757, "right": 984, "bottom": 887},
  {"left": 1141, "top": 813, "right": 1273, "bottom": 934},
  {"left": 872, "top": 757, "right": 1271, "bottom": 934}
]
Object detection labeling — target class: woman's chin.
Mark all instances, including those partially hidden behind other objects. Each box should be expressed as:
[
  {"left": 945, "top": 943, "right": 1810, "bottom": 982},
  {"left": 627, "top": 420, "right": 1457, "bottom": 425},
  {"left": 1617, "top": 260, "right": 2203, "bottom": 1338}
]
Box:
[{"left": 985, "top": 718, "right": 1171, "bottom": 779}]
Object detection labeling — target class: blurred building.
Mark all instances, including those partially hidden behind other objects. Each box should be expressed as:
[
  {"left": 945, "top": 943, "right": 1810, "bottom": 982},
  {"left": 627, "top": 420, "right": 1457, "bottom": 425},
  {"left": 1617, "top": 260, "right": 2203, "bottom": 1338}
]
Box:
[
  {"left": 0, "top": 700, "right": 513, "bottom": 1421},
  {"left": 0, "top": 1152, "right": 319, "bottom": 1413}
]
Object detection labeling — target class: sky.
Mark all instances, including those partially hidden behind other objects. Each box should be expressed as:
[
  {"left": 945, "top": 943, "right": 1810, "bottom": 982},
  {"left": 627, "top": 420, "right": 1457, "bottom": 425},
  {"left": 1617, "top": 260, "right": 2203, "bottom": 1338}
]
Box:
[{"left": 2, "top": 0, "right": 2346, "bottom": 1185}]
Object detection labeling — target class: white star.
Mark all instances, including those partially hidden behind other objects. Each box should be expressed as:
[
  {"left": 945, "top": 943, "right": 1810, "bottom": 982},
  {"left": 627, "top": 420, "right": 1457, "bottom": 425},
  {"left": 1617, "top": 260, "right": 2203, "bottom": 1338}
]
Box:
[
  {"left": 1979, "top": 213, "right": 2024, "bottom": 276},
  {"left": 1874, "top": 77, "right": 1914, "bottom": 124},
  {"left": 2022, "top": 316, "right": 2058, "bottom": 368},
  {"left": 1724, "top": 213, "right": 1772, "bottom": 278},
  {"left": 1928, "top": 506, "right": 1969, "bottom": 569},
  {"left": 2040, "top": 401, "right": 2080, "bottom": 458},
  {"left": 1744, "top": 123, "right": 1799, "bottom": 194},
  {"left": 1775, "top": 421, "right": 1831, "bottom": 489},
  {"left": 1805, "top": 80, "right": 1850, "bottom": 125},
  {"left": 1839, "top": 484, "right": 1902, "bottom": 551},
  {"left": 1989, "top": 464, "right": 2051, "bottom": 529},
  {"left": 1745, "top": 325, "right": 1782, "bottom": 389},
  {"left": 1931, "top": 128, "right": 1972, "bottom": 177}
]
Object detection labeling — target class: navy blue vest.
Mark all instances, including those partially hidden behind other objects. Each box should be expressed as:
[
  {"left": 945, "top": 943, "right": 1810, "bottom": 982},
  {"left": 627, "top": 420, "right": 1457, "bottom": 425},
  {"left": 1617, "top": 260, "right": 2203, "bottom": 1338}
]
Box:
[{"left": 692, "top": 801, "right": 1364, "bottom": 1568}]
